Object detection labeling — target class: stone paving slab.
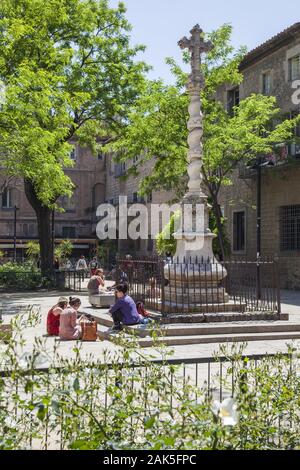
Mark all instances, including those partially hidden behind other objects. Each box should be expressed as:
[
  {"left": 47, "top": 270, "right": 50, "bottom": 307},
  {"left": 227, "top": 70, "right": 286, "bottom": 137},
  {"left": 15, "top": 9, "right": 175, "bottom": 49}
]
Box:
[{"left": 0, "top": 288, "right": 300, "bottom": 361}]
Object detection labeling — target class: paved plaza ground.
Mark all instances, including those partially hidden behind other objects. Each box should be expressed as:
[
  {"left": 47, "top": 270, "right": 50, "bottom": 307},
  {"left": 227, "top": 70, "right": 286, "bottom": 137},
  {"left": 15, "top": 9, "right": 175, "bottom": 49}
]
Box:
[{"left": 2, "top": 286, "right": 300, "bottom": 362}]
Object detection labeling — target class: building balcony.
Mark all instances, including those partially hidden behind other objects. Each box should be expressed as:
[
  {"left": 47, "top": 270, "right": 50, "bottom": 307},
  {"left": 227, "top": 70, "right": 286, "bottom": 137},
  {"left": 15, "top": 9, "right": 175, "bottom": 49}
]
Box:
[{"left": 238, "top": 145, "right": 300, "bottom": 179}]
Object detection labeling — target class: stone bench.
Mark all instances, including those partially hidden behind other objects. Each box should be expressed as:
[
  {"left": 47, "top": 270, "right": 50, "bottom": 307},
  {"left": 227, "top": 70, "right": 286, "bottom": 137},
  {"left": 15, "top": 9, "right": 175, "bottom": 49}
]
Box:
[{"left": 88, "top": 293, "right": 115, "bottom": 308}]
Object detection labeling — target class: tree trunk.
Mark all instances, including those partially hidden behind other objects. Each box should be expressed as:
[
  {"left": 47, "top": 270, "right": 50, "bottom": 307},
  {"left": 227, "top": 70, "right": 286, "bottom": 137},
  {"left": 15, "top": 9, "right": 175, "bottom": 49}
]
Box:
[
  {"left": 211, "top": 193, "right": 226, "bottom": 262},
  {"left": 24, "top": 179, "right": 53, "bottom": 277}
]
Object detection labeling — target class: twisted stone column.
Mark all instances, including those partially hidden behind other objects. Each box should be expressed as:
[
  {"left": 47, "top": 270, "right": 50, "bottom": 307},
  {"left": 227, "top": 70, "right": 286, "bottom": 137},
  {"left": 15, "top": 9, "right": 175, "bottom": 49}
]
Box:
[{"left": 164, "top": 25, "right": 228, "bottom": 313}]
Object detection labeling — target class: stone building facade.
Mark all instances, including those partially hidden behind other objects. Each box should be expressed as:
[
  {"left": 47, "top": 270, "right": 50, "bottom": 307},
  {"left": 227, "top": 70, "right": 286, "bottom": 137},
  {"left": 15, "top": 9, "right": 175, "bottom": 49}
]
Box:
[
  {"left": 0, "top": 144, "right": 106, "bottom": 259},
  {"left": 218, "top": 23, "right": 300, "bottom": 288},
  {"left": 103, "top": 154, "right": 174, "bottom": 256},
  {"left": 0, "top": 144, "right": 172, "bottom": 260},
  {"left": 3, "top": 22, "right": 300, "bottom": 274}
]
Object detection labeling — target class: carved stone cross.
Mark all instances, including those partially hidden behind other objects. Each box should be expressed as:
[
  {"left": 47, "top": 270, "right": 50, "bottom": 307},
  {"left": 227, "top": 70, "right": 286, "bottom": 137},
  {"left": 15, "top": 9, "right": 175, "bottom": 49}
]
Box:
[
  {"left": 163, "top": 25, "right": 227, "bottom": 305},
  {"left": 178, "top": 24, "right": 212, "bottom": 89},
  {"left": 177, "top": 24, "right": 213, "bottom": 201}
]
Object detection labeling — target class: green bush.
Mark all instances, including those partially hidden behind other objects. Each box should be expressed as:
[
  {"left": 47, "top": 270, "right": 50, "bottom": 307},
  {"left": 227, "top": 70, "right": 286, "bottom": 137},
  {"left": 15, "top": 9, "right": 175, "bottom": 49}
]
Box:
[
  {"left": 0, "top": 262, "right": 42, "bottom": 290},
  {"left": 1, "top": 314, "right": 300, "bottom": 450},
  {"left": 25, "top": 241, "right": 40, "bottom": 264},
  {"left": 156, "top": 208, "right": 231, "bottom": 259},
  {"left": 156, "top": 211, "right": 180, "bottom": 256}
]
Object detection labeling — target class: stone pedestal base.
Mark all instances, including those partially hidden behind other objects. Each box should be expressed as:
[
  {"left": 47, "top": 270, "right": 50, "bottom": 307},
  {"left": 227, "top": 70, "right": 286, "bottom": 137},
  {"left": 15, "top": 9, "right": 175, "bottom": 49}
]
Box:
[
  {"left": 164, "top": 286, "right": 229, "bottom": 304},
  {"left": 162, "top": 302, "right": 243, "bottom": 315},
  {"left": 164, "top": 203, "right": 230, "bottom": 314}
]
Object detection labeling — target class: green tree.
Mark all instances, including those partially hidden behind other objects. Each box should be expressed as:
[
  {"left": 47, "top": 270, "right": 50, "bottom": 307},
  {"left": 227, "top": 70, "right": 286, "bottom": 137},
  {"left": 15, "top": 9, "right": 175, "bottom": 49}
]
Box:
[
  {"left": 25, "top": 241, "right": 40, "bottom": 265},
  {"left": 55, "top": 239, "right": 73, "bottom": 263},
  {"left": 108, "top": 25, "right": 299, "bottom": 260},
  {"left": 0, "top": 0, "right": 148, "bottom": 276},
  {"left": 156, "top": 211, "right": 180, "bottom": 256},
  {"left": 156, "top": 206, "right": 231, "bottom": 259}
]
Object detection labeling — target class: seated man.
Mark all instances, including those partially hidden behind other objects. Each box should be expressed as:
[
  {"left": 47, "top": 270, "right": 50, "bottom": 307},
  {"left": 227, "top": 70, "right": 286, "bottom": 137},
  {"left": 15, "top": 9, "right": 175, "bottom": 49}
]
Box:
[{"left": 109, "top": 284, "right": 146, "bottom": 332}]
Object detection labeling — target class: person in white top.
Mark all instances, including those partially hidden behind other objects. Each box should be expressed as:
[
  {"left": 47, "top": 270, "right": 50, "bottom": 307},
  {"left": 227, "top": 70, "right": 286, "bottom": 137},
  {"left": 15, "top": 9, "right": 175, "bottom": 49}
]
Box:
[
  {"left": 64, "top": 259, "right": 73, "bottom": 270},
  {"left": 76, "top": 255, "right": 88, "bottom": 280}
]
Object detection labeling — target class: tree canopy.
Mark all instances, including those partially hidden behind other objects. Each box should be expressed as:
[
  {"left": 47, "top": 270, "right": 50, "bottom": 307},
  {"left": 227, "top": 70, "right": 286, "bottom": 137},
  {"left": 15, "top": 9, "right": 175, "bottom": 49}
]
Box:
[
  {"left": 107, "top": 24, "right": 300, "bottom": 258},
  {"left": 0, "top": 0, "right": 149, "bottom": 274},
  {"left": 109, "top": 25, "right": 298, "bottom": 197},
  {"left": 0, "top": 0, "right": 148, "bottom": 205}
]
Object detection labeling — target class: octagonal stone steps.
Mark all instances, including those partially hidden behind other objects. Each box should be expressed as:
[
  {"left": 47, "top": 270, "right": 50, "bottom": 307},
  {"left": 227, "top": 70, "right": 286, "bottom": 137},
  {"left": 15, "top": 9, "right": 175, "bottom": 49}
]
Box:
[
  {"left": 90, "top": 310, "right": 298, "bottom": 336},
  {"left": 96, "top": 324, "right": 300, "bottom": 347},
  {"left": 133, "top": 331, "right": 300, "bottom": 348},
  {"left": 90, "top": 310, "right": 300, "bottom": 347},
  {"left": 161, "top": 312, "right": 288, "bottom": 323}
]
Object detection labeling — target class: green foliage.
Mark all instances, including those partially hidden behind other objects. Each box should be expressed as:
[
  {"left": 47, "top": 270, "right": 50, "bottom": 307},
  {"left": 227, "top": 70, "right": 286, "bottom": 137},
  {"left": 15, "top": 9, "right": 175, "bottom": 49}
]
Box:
[
  {"left": 156, "top": 211, "right": 180, "bottom": 256},
  {"left": 0, "top": 0, "right": 149, "bottom": 274},
  {"left": 55, "top": 239, "right": 73, "bottom": 261},
  {"left": 0, "top": 262, "right": 42, "bottom": 289},
  {"left": 156, "top": 206, "right": 231, "bottom": 258},
  {"left": 1, "top": 316, "right": 300, "bottom": 450},
  {"left": 108, "top": 24, "right": 299, "bottom": 257},
  {"left": 95, "top": 241, "right": 118, "bottom": 267},
  {"left": 107, "top": 25, "right": 245, "bottom": 195},
  {"left": 25, "top": 241, "right": 40, "bottom": 263},
  {"left": 0, "top": 0, "right": 148, "bottom": 205},
  {"left": 96, "top": 245, "right": 108, "bottom": 265},
  {"left": 209, "top": 204, "right": 231, "bottom": 258},
  {"left": 108, "top": 78, "right": 189, "bottom": 198}
]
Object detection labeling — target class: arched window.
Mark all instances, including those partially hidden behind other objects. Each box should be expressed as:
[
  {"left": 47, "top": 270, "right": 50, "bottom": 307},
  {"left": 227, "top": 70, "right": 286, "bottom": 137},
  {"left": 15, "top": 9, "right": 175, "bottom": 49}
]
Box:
[
  {"left": 1, "top": 188, "right": 14, "bottom": 209},
  {"left": 60, "top": 191, "right": 76, "bottom": 212}
]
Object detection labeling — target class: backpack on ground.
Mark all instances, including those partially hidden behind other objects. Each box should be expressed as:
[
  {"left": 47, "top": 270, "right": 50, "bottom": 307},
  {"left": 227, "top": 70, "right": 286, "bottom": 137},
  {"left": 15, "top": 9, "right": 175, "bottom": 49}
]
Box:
[
  {"left": 80, "top": 315, "right": 98, "bottom": 341},
  {"left": 136, "top": 301, "right": 149, "bottom": 318}
]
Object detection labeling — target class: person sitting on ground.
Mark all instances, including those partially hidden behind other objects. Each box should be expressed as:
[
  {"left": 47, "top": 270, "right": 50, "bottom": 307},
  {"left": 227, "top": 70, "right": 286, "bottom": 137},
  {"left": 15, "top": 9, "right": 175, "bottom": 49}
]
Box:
[
  {"left": 47, "top": 297, "right": 68, "bottom": 336},
  {"left": 108, "top": 284, "right": 148, "bottom": 332},
  {"left": 59, "top": 297, "right": 82, "bottom": 341},
  {"left": 87, "top": 269, "right": 106, "bottom": 295}
]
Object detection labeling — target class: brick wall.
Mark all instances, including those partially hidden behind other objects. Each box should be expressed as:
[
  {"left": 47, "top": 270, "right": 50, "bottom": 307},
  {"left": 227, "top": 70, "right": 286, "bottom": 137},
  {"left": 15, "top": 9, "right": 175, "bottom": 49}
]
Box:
[{"left": 219, "top": 30, "right": 300, "bottom": 287}]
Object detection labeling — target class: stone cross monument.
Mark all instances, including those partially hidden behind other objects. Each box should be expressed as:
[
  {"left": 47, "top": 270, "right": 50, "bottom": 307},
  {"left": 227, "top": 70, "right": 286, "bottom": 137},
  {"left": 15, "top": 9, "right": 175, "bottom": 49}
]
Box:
[
  {"left": 178, "top": 24, "right": 212, "bottom": 201},
  {"left": 164, "top": 25, "right": 229, "bottom": 313}
]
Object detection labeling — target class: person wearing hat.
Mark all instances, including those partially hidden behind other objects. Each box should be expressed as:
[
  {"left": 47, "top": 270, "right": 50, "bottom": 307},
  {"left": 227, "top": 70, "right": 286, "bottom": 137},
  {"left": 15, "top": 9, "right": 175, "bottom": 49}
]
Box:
[{"left": 46, "top": 297, "right": 68, "bottom": 336}]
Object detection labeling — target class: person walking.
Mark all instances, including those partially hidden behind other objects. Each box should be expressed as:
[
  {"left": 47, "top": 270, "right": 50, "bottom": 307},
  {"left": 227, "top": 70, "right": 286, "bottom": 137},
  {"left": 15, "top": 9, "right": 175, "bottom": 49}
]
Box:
[
  {"left": 76, "top": 255, "right": 88, "bottom": 281},
  {"left": 64, "top": 258, "right": 73, "bottom": 271},
  {"left": 109, "top": 266, "right": 128, "bottom": 287},
  {"left": 54, "top": 257, "right": 60, "bottom": 270}
]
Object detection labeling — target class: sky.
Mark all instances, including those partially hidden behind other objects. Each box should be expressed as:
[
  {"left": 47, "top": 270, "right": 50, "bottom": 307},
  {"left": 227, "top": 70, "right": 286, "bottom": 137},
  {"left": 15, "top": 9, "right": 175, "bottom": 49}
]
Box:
[{"left": 110, "top": 0, "right": 299, "bottom": 83}]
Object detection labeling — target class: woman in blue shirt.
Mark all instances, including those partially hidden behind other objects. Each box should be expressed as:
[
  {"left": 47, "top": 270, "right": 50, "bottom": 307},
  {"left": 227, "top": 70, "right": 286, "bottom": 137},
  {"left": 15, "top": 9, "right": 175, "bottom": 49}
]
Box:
[{"left": 109, "top": 284, "right": 146, "bottom": 332}]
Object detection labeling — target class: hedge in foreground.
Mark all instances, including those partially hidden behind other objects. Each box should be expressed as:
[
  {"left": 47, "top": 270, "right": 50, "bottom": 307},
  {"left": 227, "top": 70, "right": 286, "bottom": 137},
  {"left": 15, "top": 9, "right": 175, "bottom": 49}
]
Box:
[{"left": 0, "top": 309, "right": 299, "bottom": 450}]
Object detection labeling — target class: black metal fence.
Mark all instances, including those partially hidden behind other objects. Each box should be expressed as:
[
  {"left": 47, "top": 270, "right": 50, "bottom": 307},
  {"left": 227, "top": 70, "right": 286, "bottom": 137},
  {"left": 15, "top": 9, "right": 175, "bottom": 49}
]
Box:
[
  {"left": 0, "top": 270, "right": 84, "bottom": 292},
  {"left": 56, "top": 270, "right": 83, "bottom": 291},
  {"left": 0, "top": 270, "right": 43, "bottom": 291},
  {"left": 117, "top": 257, "right": 281, "bottom": 316},
  {"left": 0, "top": 352, "right": 294, "bottom": 450}
]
